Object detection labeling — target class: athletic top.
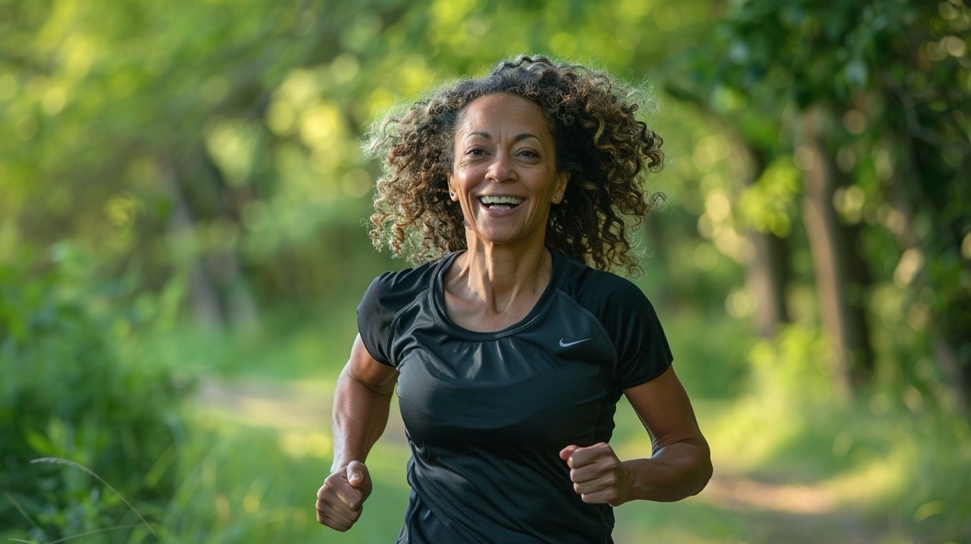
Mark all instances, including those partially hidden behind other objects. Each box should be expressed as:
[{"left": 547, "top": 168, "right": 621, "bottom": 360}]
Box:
[{"left": 357, "top": 249, "right": 673, "bottom": 543}]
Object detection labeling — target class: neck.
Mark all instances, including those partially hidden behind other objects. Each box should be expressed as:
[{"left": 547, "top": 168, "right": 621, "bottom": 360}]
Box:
[
  {"left": 468, "top": 242, "right": 547, "bottom": 286},
  {"left": 445, "top": 243, "right": 552, "bottom": 328}
]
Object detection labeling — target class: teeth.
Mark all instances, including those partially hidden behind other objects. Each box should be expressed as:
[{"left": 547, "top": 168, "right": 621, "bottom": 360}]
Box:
[{"left": 479, "top": 195, "right": 524, "bottom": 206}]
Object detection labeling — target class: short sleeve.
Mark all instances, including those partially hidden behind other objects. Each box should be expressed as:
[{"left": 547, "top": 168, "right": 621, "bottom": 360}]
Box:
[
  {"left": 355, "top": 261, "right": 439, "bottom": 368},
  {"left": 356, "top": 273, "right": 399, "bottom": 366},
  {"left": 597, "top": 277, "right": 673, "bottom": 389}
]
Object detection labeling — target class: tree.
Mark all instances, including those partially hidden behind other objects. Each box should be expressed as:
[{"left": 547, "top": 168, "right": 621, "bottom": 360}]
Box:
[{"left": 668, "top": 0, "right": 971, "bottom": 409}]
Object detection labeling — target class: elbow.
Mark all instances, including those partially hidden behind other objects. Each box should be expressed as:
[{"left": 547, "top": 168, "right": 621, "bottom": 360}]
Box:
[
  {"left": 649, "top": 439, "right": 713, "bottom": 502},
  {"left": 665, "top": 437, "right": 712, "bottom": 500},
  {"left": 687, "top": 441, "right": 713, "bottom": 497},
  {"left": 689, "top": 455, "right": 714, "bottom": 497}
]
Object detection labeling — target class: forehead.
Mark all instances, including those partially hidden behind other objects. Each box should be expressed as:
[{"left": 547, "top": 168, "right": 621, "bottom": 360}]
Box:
[{"left": 455, "top": 93, "right": 551, "bottom": 138}]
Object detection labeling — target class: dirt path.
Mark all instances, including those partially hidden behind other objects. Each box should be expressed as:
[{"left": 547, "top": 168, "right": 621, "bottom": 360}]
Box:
[{"left": 699, "top": 474, "right": 886, "bottom": 543}]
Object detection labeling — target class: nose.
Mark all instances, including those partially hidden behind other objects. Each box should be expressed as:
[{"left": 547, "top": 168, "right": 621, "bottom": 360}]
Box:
[{"left": 485, "top": 152, "right": 516, "bottom": 182}]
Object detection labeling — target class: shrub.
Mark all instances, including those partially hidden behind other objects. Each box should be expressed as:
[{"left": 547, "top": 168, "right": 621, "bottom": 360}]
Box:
[{"left": 0, "top": 245, "right": 189, "bottom": 542}]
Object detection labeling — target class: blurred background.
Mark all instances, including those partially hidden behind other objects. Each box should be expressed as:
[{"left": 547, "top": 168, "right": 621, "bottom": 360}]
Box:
[{"left": 2, "top": 0, "right": 970, "bottom": 542}]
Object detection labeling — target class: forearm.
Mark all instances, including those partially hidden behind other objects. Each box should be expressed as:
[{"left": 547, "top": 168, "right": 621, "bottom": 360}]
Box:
[
  {"left": 623, "top": 438, "right": 712, "bottom": 503},
  {"left": 330, "top": 366, "right": 394, "bottom": 471}
]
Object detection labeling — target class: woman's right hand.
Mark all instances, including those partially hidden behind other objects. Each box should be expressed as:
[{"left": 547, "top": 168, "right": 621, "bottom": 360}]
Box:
[{"left": 316, "top": 460, "right": 373, "bottom": 531}]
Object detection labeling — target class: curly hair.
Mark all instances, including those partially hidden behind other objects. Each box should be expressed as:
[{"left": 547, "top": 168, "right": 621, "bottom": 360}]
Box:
[{"left": 364, "top": 55, "right": 664, "bottom": 273}]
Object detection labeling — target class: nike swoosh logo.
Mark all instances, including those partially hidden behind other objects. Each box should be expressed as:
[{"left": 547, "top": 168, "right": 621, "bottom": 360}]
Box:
[{"left": 559, "top": 338, "right": 591, "bottom": 348}]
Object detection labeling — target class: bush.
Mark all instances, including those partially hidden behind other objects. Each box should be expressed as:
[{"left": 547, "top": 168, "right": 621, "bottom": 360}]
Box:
[{"left": 0, "top": 245, "right": 189, "bottom": 542}]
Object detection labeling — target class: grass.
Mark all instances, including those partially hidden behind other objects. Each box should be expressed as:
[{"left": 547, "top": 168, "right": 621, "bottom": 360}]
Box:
[
  {"left": 154, "top": 414, "right": 410, "bottom": 543},
  {"left": 143, "top": 305, "right": 360, "bottom": 382}
]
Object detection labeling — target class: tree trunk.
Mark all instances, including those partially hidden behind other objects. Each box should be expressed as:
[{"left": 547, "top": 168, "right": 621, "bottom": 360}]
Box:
[
  {"left": 163, "top": 161, "right": 226, "bottom": 329},
  {"left": 162, "top": 156, "right": 259, "bottom": 332},
  {"left": 747, "top": 230, "right": 791, "bottom": 338},
  {"left": 737, "top": 143, "right": 791, "bottom": 338},
  {"left": 800, "top": 108, "right": 875, "bottom": 396}
]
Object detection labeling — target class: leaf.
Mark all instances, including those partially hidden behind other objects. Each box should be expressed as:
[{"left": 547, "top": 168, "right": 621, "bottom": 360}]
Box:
[{"left": 30, "top": 457, "right": 158, "bottom": 539}]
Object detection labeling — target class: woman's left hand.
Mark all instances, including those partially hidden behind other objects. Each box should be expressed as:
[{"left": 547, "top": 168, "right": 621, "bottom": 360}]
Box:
[{"left": 559, "top": 442, "right": 632, "bottom": 506}]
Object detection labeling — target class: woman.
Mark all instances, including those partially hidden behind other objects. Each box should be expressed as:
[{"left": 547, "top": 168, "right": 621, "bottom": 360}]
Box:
[{"left": 316, "top": 55, "right": 712, "bottom": 543}]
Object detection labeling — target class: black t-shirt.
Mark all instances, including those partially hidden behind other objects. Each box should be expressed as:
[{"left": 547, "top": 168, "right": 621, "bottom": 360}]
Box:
[{"left": 358, "top": 250, "right": 673, "bottom": 543}]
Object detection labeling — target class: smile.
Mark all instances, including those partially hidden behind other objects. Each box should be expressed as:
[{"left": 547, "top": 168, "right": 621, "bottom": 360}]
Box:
[{"left": 479, "top": 195, "right": 524, "bottom": 209}]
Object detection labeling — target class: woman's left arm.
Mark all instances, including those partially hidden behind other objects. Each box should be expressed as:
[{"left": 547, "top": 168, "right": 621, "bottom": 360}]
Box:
[{"left": 560, "top": 366, "right": 712, "bottom": 505}]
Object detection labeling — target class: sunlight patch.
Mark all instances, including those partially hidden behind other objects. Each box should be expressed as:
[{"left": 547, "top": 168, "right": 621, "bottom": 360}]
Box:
[{"left": 281, "top": 430, "right": 332, "bottom": 459}]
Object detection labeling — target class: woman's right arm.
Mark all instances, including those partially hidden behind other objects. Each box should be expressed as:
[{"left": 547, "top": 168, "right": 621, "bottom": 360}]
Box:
[{"left": 316, "top": 334, "right": 398, "bottom": 531}]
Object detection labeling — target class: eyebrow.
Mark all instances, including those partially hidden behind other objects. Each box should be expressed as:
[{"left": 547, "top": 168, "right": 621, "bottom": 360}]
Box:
[{"left": 465, "top": 131, "right": 542, "bottom": 143}]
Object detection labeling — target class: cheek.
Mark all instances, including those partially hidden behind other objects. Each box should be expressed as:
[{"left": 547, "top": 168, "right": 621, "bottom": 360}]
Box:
[{"left": 450, "top": 164, "right": 480, "bottom": 191}]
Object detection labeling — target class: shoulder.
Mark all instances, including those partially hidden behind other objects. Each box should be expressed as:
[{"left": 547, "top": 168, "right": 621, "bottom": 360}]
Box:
[
  {"left": 360, "top": 256, "right": 447, "bottom": 314},
  {"left": 554, "top": 252, "right": 651, "bottom": 311},
  {"left": 552, "top": 250, "right": 672, "bottom": 385},
  {"left": 357, "top": 255, "right": 453, "bottom": 366}
]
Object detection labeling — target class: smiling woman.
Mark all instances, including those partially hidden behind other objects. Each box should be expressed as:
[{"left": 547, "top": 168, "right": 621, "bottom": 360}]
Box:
[{"left": 315, "top": 55, "right": 711, "bottom": 544}]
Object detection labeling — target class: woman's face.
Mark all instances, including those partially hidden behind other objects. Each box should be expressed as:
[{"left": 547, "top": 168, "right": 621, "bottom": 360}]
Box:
[{"left": 448, "top": 93, "right": 569, "bottom": 251}]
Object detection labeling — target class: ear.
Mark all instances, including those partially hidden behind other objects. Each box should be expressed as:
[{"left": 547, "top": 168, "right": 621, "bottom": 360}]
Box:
[
  {"left": 551, "top": 171, "right": 570, "bottom": 204},
  {"left": 447, "top": 175, "right": 458, "bottom": 201}
]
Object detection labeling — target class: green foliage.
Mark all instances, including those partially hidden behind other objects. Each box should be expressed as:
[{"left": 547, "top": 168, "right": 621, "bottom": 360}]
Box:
[
  {"left": 663, "top": 310, "right": 753, "bottom": 400},
  {"left": 709, "top": 0, "right": 917, "bottom": 108},
  {"left": 0, "top": 246, "right": 188, "bottom": 542},
  {"left": 149, "top": 416, "right": 410, "bottom": 543},
  {"left": 747, "top": 323, "right": 833, "bottom": 404},
  {"left": 736, "top": 158, "right": 801, "bottom": 237}
]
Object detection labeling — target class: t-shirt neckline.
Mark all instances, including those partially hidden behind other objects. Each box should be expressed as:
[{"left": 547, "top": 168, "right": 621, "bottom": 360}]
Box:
[{"left": 431, "top": 249, "right": 564, "bottom": 339}]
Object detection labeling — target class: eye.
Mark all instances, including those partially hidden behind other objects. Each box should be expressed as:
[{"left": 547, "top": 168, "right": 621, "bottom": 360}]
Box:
[{"left": 516, "top": 148, "right": 541, "bottom": 159}]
